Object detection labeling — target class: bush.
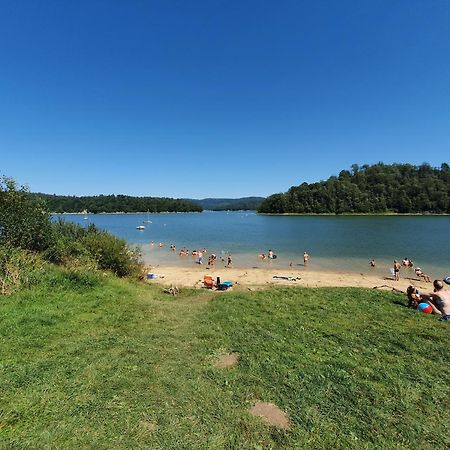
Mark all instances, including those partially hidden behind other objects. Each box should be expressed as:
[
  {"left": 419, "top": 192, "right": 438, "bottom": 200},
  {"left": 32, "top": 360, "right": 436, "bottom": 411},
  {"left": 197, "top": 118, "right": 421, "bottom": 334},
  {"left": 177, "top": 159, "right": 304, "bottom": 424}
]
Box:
[
  {"left": 0, "top": 246, "right": 47, "bottom": 295},
  {"left": 82, "top": 230, "right": 141, "bottom": 277},
  {"left": 42, "top": 267, "right": 102, "bottom": 291},
  {"left": 0, "top": 177, "right": 52, "bottom": 251},
  {"left": 0, "top": 176, "right": 143, "bottom": 287},
  {"left": 46, "top": 220, "right": 142, "bottom": 277},
  {"left": 43, "top": 220, "right": 93, "bottom": 266}
]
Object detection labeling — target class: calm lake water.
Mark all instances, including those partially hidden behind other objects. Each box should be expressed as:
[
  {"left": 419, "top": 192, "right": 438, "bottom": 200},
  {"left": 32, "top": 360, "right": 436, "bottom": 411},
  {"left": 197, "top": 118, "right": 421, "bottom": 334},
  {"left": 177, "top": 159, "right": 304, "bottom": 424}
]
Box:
[{"left": 55, "top": 212, "right": 450, "bottom": 278}]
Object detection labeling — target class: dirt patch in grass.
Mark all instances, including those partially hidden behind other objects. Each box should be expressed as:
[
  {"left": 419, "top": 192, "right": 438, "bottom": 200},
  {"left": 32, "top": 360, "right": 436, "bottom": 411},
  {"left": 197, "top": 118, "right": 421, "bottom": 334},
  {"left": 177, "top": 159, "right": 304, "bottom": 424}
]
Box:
[
  {"left": 214, "top": 352, "right": 239, "bottom": 368},
  {"left": 139, "top": 420, "right": 157, "bottom": 433},
  {"left": 249, "top": 401, "right": 291, "bottom": 430}
]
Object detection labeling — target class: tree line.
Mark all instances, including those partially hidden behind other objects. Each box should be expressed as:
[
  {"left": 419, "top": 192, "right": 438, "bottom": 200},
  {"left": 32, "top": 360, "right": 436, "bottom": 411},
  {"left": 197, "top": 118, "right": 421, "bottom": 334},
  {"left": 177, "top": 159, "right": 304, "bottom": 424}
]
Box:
[
  {"left": 31, "top": 193, "right": 203, "bottom": 213},
  {"left": 189, "top": 197, "right": 264, "bottom": 211},
  {"left": 258, "top": 163, "right": 450, "bottom": 214}
]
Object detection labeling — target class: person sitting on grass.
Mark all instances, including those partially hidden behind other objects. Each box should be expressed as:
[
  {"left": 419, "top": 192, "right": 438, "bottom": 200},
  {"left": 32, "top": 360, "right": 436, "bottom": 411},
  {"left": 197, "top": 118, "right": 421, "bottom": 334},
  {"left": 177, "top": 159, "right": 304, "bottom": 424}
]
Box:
[
  {"left": 420, "top": 280, "right": 450, "bottom": 321},
  {"left": 415, "top": 267, "right": 432, "bottom": 282},
  {"left": 406, "top": 285, "right": 421, "bottom": 308}
]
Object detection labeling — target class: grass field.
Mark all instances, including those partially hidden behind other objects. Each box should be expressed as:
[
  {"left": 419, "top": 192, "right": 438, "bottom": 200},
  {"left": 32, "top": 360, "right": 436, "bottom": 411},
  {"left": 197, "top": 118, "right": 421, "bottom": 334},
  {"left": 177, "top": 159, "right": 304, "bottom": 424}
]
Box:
[{"left": 0, "top": 269, "right": 449, "bottom": 449}]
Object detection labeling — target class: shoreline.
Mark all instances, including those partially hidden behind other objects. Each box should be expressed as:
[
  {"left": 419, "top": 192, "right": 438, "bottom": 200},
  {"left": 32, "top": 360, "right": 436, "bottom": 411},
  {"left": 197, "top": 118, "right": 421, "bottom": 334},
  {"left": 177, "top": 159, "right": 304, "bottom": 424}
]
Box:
[{"left": 145, "top": 265, "right": 438, "bottom": 292}]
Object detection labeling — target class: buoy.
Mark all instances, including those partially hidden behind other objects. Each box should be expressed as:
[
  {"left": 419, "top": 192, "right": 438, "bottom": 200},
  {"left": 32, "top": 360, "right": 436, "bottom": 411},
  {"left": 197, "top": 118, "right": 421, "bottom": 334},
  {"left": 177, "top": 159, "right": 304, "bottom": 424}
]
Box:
[{"left": 418, "top": 302, "right": 433, "bottom": 314}]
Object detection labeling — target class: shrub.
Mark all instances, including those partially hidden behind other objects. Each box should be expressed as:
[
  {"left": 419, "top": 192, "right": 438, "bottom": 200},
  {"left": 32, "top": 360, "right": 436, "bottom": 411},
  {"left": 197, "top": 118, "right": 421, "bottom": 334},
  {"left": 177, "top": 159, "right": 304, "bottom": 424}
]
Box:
[
  {"left": 82, "top": 230, "right": 141, "bottom": 277},
  {"left": 43, "top": 220, "right": 93, "bottom": 266},
  {"left": 0, "top": 246, "right": 47, "bottom": 295},
  {"left": 42, "top": 267, "right": 102, "bottom": 291},
  {"left": 0, "top": 177, "right": 52, "bottom": 251}
]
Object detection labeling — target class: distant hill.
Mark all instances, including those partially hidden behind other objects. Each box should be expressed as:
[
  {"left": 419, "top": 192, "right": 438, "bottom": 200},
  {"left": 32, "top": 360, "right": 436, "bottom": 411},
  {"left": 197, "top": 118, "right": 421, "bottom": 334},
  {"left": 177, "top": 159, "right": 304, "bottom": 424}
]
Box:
[
  {"left": 189, "top": 197, "right": 265, "bottom": 211},
  {"left": 258, "top": 163, "right": 450, "bottom": 214},
  {"left": 32, "top": 193, "right": 203, "bottom": 213}
]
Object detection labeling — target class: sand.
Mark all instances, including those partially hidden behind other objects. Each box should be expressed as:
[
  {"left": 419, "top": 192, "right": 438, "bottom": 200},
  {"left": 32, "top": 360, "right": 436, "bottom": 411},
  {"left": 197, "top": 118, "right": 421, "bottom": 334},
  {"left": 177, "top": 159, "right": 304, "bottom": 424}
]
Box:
[{"left": 145, "top": 264, "right": 436, "bottom": 292}]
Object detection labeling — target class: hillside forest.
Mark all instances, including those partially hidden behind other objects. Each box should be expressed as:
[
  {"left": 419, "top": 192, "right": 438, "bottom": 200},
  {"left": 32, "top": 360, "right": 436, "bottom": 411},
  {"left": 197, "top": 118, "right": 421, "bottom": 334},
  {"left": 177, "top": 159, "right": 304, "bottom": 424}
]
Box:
[{"left": 258, "top": 163, "right": 450, "bottom": 214}]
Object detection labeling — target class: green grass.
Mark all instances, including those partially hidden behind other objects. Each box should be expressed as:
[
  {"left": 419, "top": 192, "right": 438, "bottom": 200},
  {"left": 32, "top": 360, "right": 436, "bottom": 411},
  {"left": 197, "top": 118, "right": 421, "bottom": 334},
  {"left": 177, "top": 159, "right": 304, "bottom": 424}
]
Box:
[{"left": 0, "top": 273, "right": 449, "bottom": 449}]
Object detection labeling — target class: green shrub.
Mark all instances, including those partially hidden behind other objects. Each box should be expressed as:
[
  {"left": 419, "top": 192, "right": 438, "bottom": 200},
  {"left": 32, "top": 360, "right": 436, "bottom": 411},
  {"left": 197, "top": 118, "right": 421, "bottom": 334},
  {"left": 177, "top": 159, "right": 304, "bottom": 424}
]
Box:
[
  {"left": 42, "top": 267, "right": 102, "bottom": 291},
  {"left": 43, "top": 220, "right": 92, "bottom": 266},
  {"left": 0, "top": 177, "right": 52, "bottom": 251},
  {"left": 1, "top": 176, "right": 143, "bottom": 286},
  {"left": 82, "top": 230, "right": 141, "bottom": 277},
  {"left": 0, "top": 246, "right": 47, "bottom": 295}
]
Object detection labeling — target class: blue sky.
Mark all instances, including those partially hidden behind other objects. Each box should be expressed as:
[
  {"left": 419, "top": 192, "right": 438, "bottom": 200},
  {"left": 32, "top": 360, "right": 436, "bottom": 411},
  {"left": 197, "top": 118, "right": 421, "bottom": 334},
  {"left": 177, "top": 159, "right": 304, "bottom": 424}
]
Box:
[{"left": 1, "top": 0, "right": 449, "bottom": 198}]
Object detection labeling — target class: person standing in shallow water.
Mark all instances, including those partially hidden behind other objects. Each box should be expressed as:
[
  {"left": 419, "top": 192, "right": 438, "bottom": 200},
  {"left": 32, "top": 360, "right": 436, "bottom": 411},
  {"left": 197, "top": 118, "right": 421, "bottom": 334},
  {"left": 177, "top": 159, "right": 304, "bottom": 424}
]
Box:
[
  {"left": 303, "top": 251, "right": 310, "bottom": 266},
  {"left": 393, "top": 260, "right": 401, "bottom": 281},
  {"left": 227, "top": 254, "right": 232, "bottom": 267}
]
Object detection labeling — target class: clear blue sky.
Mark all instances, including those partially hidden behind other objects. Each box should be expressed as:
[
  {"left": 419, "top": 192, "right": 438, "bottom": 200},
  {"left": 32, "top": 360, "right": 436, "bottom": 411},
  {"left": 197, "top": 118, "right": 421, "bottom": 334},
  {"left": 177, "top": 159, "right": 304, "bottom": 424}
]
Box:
[{"left": 1, "top": 0, "right": 449, "bottom": 198}]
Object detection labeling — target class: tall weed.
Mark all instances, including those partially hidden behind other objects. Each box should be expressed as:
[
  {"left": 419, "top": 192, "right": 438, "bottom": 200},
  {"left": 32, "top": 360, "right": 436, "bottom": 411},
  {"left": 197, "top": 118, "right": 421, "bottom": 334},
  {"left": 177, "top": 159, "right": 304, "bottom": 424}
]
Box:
[{"left": 0, "top": 246, "right": 47, "bottom": 295}]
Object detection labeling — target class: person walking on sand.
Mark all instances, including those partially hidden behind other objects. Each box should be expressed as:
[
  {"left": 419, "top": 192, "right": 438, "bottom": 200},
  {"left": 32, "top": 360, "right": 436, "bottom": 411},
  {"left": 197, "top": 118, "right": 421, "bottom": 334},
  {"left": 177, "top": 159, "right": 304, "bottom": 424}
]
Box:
[
  {"left": 393, "top": 260, "right": 401, "bottom": 281},
  {"left": 303, "top": 251, "right": 310, "bottom": 266}
]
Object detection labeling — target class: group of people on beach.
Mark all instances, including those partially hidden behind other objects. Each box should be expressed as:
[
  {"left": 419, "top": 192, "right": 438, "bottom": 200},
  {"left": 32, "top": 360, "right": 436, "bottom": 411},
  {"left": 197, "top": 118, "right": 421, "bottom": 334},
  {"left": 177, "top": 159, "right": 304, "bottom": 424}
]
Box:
[
  {"left": 406, "top": 279, "right": 450, "bottom": 321},
  {"left": 369, "top": 257, "right": 432, "bottom": 283}
]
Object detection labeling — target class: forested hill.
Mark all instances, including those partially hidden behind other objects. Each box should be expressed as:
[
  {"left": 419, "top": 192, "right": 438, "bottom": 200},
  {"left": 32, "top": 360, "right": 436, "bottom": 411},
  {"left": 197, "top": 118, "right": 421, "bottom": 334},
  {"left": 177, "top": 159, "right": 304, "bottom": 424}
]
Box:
[
  {"left": 32, "top": 193, "right": 203, "bottom": 213},
  {"left": 189, "top": 197, "right": 264, "bottom": 211},
  {"left": 258, "top": 163, "right": 450, "bottom": 214}
]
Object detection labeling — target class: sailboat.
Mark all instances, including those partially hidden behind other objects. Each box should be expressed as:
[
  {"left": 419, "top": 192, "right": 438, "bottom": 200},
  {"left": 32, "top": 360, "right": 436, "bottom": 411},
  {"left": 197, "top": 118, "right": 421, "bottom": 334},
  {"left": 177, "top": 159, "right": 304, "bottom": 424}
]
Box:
[{"left": 143, "top": 211, "right": 152, "bottom": 223}]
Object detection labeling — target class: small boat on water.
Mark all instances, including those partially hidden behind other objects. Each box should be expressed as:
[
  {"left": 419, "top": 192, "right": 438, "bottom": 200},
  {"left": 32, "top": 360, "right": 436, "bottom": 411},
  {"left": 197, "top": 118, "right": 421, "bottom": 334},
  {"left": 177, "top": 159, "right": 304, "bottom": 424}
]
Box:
[
  {"left": 143, "top": 211, "right": 152, "bottom": 223},
  {"left": 136, "top": 225, "right": 145, "bottom": 230}
]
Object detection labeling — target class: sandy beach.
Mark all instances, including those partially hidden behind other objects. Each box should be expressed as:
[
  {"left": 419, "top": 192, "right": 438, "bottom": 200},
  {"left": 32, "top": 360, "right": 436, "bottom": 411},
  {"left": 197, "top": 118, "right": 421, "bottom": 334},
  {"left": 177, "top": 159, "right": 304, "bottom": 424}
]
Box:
[{"left": 145, "top": 264, "right": 438, "bottom": 293}]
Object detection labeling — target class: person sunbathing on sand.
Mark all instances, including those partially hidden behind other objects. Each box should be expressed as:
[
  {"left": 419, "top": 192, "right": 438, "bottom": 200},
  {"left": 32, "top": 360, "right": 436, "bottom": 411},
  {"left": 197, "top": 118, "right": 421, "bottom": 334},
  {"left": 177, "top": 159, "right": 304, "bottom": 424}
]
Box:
[{"left": 415, "top": 267, "right": 431, "bottom": 282}]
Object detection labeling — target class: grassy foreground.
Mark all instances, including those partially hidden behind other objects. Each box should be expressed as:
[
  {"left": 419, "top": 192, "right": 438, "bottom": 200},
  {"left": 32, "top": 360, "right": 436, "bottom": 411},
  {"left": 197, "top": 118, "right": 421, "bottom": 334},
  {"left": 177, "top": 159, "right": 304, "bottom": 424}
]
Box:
[{"left": 0, "top": 270, "right": 449, "bottom": 449}]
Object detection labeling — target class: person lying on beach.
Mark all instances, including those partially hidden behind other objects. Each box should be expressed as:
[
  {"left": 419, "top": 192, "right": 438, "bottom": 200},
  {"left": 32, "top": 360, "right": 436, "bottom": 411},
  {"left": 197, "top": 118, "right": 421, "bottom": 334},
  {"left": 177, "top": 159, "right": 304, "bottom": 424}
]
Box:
[
  {"left": 415, "top": 267, "right": 431, "bottom": 282},
  {"left": 258, "top": 254, "right": 267, "bottom": 259},
  {"left": 273, "top": 276, "right": 301, "bottom": 281},
  {"left": 419, "top": 280, "right": 450, "bottom": 320}
]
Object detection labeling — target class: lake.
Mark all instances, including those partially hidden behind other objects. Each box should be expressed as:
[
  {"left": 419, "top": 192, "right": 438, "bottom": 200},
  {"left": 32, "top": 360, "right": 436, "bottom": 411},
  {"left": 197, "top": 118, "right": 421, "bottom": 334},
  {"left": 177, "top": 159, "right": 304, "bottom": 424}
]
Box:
[{"left": 55, "top": 212, "right": 450, "bottom": 278}]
